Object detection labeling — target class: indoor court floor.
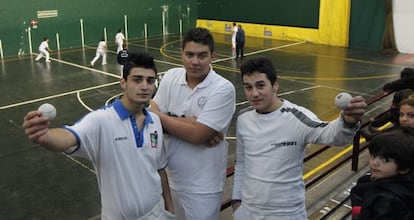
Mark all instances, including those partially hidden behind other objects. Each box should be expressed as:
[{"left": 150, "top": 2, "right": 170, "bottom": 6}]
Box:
[{"left": 1, "top": 33, "right": 414, "bottom": 219}]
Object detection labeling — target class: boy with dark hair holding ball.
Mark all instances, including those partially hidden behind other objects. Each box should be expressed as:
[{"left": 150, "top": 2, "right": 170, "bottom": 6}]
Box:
[
  {"left": 23, "top": 52, "right": 175, "bottom": 219},
  {"left": 231, "top": 57, "right": 367, "bottom": 219}
]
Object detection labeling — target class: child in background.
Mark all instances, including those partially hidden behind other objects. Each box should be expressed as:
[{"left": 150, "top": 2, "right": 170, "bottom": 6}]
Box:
[
  {"left": 350, "top": 127, "right": 414, "bottom": 220},
  {"left": 360, "top": 88, "right": 413, "bottom": 140},
  {"left": 383, "top": 67, "right": 414, "bottom": 93},
  {"left": 398, "top": 96, "right": 414, "bottom": 128}
]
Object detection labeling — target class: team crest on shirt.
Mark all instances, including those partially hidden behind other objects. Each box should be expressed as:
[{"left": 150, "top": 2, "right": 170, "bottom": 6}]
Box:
[
  {"left": 150, "top": 131, "right": 158, "bottom": 148},
  {"left": 197, "top": 96, "right": 207, "bottom": 109}
]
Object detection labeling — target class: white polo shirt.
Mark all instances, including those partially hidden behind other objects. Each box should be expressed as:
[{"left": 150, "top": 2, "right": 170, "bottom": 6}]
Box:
[
  {"left": 64, "top": 99, "right": 166, "bottom": 219},
  {"left": 153, "top": 67, "right": 236, "bottom": 193}
]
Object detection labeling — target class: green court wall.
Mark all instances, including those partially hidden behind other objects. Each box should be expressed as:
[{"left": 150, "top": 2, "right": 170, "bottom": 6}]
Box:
[
  {"left": 0, "top": 0, "right": 197, "bottom": 58},
  {"left": 349, "top": 0, "right": 386, "bottom": 50},
  {"left": 198, "top": 0, "right": 320, "bottom": 28}
]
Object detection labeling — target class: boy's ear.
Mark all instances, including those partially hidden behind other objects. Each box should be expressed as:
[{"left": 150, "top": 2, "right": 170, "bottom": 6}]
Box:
[{"left": 398, "top": 168, "right": 411, "bottom": 175}]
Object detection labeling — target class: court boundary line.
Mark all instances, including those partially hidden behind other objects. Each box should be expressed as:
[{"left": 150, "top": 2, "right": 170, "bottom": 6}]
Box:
[{"left": 0, "top": 81, "right": 119, "bottom": 110}]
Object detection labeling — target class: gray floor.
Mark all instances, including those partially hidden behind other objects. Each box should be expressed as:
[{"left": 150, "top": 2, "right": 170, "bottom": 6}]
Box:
[{"left": 1, "top": 33, "right": 414, "bottom": 219}]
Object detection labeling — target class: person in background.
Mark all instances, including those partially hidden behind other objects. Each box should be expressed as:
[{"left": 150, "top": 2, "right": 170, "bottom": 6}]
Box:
[
  {"left": 350, "top": 127, "right": 414, "bottom": 220},
  {"left": 35, "top": 37, "right": 52, "bottom": 63},
  {"left": 398, "top": 95, "right": 414, "bottom": 128},
  {"left": 383, "top": 67, "right": 414, "bottom": 93},
  {"left": 115, "top": 28, "right": 125, "bottom": 53},
  {"left": 90, "top": 37, "right": 107, "bottom": 67},
  {"left": 235, "top": 25, "right": 245, "bottom": 60},
  {"left": 360, "top": 88, "right": 414, "bottom": 140},
  {"left": 23, "top": 52, "right": 175, "bottom": 220},
  {"left": 231, "top": 56, "right": 367, "bottom": 219},
  {"left": 117, "top": 43, "right": 129, "bottom": 77},
  {"left": 150, "top": 27, "right": 236, "bottom": 220},
  {"left": 232, "top": 22, "right": 238, "bottom": 56}
]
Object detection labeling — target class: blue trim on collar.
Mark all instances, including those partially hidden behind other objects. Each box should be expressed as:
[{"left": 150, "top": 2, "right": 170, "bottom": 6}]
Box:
[
  {"left": 113, "top": 99, "right": 154, "bottom": 147},
  {"left": 113, "top": 99, "right": 131, "bottom": 120}
]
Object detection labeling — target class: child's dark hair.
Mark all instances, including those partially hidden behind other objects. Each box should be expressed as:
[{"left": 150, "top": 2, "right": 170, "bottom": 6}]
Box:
[
  {"left": 182, "top": 27, "right": 214, "bottom": 53},
  {"left": 368, "top": 127, "right": 414, "bottom": 172},
  {"left": 240, "top": 57, "right": 277, "bottom": 85},
  {"left": 122, "top": 52, "right": 157, "bottom": 80}
]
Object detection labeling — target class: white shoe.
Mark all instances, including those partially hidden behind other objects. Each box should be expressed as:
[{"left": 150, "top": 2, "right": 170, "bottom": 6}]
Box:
[
  {"left": 90, "top": 62, "right": 94, "bottom": 67},
  {"left": 46, "top": 60, "right": 51, "bottom": 63}
]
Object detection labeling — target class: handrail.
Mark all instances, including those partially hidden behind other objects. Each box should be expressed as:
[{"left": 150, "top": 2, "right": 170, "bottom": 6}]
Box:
[{"left": 351, "top": 91, "right": 393, "bottom": 170}]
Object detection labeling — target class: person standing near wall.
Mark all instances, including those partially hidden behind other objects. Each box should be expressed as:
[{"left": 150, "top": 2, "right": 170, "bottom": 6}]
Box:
[
  {"left": 115, "top": 29, "right": 125, "bottom": 53},
  {"left": 35, "top": 37, "right": 52, "bottom": 63},
  {"left": 235, "top": 25, "right": 245, "bottom": 60},
  {"left": 150, "top": 27, "right": 236, "bottom": 220},
  {"left": 90, "top": 37, "right": 107, "bottom": 67},
  {"left": 232, "top": 22, "right": 238, "bottom": 56},
  {"left": 117, "top": 43, "right": 129, "bottom": 77}
]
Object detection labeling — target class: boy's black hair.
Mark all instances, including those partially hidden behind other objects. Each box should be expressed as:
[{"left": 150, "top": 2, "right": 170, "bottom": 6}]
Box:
[
  {"left": 393, "top": 89, "right": 414, "bottom": 106},
  {"left": 240, "top": 57, "right": 277, "bottom": 85},
  {"left": 368, "top": 127, "right": 414, "bottom": 172},
  {"left": 182, "top": 27, "right": 214, "bottom": 53},
  {"left": 122, "top": 52, "right": 157, "bottom": 80}
]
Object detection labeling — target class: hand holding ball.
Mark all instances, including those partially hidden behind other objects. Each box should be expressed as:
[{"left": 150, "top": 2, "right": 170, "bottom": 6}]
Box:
[
  {"left": 335, "top": 92, "right": 352, "bottom": 110},
  {"left": 38, "top": 103, "right": 57, "bottom": 120}
]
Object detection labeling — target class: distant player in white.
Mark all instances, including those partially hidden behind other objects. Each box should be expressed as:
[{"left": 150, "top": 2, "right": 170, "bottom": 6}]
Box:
[
  {"left": 115, "top": 29, "right": 125, "bottom": 53},
  {"left": 35, "top": 37, "right": 51, "bottom": 62},
  {"left": 151, "top": 27, "right": 236, "bottom": 220},
  {"left": 23, "top": 52, "right": 175, "bottom": 219},
  {"left": 90, "top": 38, "right": 107, "bottom": 67},
  {"left": 232, "top": 22, "right": 238, "bottom": 55},
  {"left": 231, "top": 57, "right": 367, "bottom": 219}
]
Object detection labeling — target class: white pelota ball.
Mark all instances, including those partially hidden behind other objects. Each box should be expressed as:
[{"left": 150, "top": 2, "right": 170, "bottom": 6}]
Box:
[
  {"left": 38, "top": 103, "right": 57, "bottom": 120},
  {"left": 335, "top": 92, "right": 352, "bottom": 110}
]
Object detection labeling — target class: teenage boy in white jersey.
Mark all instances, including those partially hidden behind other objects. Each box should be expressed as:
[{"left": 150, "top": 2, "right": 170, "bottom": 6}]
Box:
[
  {"left": 231, "top": 57, "right": 367, "bottom": 219},
  {"left": 23, "top": 52, "right": 175, "bottom": 220},
  {"left": 150, "top": 27, "right": 236, "bottom": 220},
  {"left": 115, "top": 28, "right": 125, "bottom": 53},
  {"left": 90, "top": 37, "right": 107, "bottom": 67}
]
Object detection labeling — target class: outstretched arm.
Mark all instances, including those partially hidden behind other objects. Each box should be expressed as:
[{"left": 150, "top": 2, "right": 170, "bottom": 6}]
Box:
[{"left": 22, "top": 110, "right": 77, "bottom": 152}]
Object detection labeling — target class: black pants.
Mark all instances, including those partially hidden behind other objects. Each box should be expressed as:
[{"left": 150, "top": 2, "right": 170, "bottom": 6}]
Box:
[{"left": 236, "top": 41, "right": 245, "bottom": 59}]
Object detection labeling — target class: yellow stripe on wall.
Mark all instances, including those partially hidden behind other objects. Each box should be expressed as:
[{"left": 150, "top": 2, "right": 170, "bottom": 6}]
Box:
[{"left": 197, "top": 0, "right": 350, "bottom": 47}]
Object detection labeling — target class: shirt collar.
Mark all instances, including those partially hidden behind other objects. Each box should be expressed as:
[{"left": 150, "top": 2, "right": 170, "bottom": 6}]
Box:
[
  {"left": 113, "top": 99, "right": 153, "bottom": 124},
  {"left": 179, "top": 65, "right": 215, "bottom": 89}
]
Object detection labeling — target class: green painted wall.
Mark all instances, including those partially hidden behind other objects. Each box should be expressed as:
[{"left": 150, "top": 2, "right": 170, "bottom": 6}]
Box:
[
  {"left": 198, "top": 0, "right": 320, "bottom": 28},
  {"left": 349, "top": 0, "right": 386, "bottom": 50},
  {"left": 0, "top": 0, "right": 197, "bottom": 57}
]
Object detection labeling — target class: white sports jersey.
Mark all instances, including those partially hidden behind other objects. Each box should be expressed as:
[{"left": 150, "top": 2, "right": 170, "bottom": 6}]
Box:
[
  {"left": 153, "top": 67, "right": 236, "bottom": 193},
  {"left": 97, "top": 40, "right": 106, "bottom": 52},
  {"left": 115, "top": 32, "right": 125, "bottom": 44},
  {"left": 232, "top": 99, "right": 357, "bottom": 217},
  {"left": 39, "top": 41, "right": 49, "bottom": 51},
  {"left": 64, "top": 99, "right": 166, "bottom": 219},
  {"left": 232, "top": 26, "right": 238, "bottom": 48}
]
